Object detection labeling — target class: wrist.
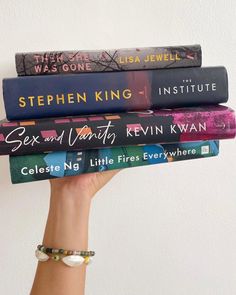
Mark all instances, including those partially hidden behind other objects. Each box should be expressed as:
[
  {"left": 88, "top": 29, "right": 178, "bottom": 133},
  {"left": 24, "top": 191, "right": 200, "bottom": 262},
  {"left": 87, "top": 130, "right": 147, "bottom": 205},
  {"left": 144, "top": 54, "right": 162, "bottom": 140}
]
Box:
[
  {"left": 50, "top": 180, "right": 93, "bottom": 205},
  {"left": 43, "top": 191, "right": 91, "bottom": 250},
  {"left": 49, "top": 188, "right": 92, "bottom": 224}
]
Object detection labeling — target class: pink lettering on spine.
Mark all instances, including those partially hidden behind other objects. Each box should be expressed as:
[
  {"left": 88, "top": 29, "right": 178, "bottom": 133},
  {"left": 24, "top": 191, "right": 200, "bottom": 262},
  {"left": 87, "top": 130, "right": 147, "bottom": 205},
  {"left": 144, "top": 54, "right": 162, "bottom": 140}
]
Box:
[
  {"left": 0, "top": 134, "right": 5, "bottom": 141},
  {"left": 55, "top": 119, "right": 70, "bottom": 124},
  {"left": 126, "top": 124, "right": 142, "bottom": 131},
  {"left": 72, "top": 118, "right": 88, "bottom": 122},
  {"left": 41, "top": 130, "right": 58, "bottom": 138},
  {"left": 88, "top": 117, "right": 104, "bottom": 121},
  {"left": 2, "top": 122, "right": 18, "bottom": 127}
]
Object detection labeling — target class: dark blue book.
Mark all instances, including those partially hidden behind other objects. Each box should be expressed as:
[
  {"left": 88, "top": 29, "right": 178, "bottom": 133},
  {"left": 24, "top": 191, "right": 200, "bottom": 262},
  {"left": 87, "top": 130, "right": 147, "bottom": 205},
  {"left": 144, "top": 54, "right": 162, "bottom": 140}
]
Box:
[{"left": 3, "top": 67, "right": 228, "bottom": 120}]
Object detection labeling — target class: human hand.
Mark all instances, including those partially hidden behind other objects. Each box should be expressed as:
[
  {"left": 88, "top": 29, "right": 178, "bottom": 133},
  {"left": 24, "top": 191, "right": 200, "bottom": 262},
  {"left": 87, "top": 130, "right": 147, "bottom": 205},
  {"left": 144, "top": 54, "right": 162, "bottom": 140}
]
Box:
[{"left": 50, "top": 170, "right": 120, "bottom": 201}]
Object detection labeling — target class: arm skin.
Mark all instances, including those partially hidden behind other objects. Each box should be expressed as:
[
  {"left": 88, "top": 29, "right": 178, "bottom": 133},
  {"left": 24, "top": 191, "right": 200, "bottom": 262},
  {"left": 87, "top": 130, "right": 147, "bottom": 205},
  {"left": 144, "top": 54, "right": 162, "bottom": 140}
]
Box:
[{"left": 30, "top": 170, "right": 119, "bottom": 295}]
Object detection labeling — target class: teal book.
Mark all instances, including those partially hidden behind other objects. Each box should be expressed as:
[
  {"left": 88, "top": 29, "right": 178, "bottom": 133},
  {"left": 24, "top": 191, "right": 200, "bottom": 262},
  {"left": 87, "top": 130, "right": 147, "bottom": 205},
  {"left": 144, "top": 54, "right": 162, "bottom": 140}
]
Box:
[{"left": 9, "top": 141, "right": 219, "bottom": 184}]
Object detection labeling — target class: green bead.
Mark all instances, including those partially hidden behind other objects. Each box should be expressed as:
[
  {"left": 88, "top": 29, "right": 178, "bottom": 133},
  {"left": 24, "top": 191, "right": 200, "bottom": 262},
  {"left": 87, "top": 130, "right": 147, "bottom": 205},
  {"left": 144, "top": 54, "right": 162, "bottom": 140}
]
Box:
[{"left": 52, "top": 255, "right": 60, "bottom": 261}]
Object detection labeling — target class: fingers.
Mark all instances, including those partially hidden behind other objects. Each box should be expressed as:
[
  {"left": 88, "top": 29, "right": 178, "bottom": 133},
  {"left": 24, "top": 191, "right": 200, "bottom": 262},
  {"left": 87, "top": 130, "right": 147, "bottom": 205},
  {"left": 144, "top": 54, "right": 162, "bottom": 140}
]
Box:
[{"left": 98, "top": 169, "right": 121, "bottom": 183}]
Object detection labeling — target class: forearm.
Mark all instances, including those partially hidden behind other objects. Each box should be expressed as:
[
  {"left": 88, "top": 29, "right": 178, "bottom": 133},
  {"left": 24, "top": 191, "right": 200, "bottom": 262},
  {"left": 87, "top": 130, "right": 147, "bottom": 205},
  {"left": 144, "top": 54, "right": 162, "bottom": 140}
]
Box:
[{"left": 30, "top": 189, "right": 92, "bottom": 295}]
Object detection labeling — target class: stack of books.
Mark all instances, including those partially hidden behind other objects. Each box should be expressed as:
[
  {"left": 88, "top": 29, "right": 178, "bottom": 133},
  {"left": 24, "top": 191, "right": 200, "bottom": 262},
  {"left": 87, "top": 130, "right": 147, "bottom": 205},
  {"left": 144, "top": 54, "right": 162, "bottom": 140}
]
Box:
[{"left": 0, "top": 45, "right": 235, "bottom": 184}]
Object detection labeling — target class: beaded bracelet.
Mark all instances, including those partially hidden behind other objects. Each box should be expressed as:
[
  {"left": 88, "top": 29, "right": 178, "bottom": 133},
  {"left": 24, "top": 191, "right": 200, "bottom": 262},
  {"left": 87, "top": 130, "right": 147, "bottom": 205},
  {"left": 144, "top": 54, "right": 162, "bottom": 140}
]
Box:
[
  {"left": 35, "top": 245, "right": 95, "bottom": 267},
  {"left": 37, "top": 245, "right": 95, "bottom": 257}
]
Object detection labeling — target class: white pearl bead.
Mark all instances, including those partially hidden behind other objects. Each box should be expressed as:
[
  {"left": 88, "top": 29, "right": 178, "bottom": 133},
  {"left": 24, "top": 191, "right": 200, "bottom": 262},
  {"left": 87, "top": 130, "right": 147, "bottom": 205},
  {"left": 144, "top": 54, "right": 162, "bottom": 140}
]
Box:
[
  {"left": 35, "top": 250, "right": 49, "bottom": 262},
  {"left": 62, "top": 255, "right": 85, "bottom": 267}
]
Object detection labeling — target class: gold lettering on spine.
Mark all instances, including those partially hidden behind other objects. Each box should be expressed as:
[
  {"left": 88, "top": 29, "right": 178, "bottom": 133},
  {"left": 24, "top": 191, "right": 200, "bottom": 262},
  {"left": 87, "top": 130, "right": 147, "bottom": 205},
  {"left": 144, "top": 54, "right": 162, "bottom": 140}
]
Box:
[
  {"left": 19, "top": 97, "right": 26, "bottom": 108},
  {"left": 156, "top": 54, "right": 163, "bottom": 61},
  {"left": 164, "top": 54, "right": 169, "bottom": 61},
  {"left": 68, "top": 93, "right": 75, "bottom": 104},
  {"left": 110, "top": 90, "right": 120, "bottom": 100},
  {"left": 144, "top": 53, "right": 182, "bottom": 63},
  {"left": 38, "top": 96, "right": 44, "bottom": 106},
  {"left": 77, "top": 92, "right": 87, "bottom": 103},
  {"left": 123, "top": 89, "right": 132, "bottom": 99},
  {"left": 118, "top": 56, "right": 140, "bottom": 64},
  {"left": 28, "top": 96, "right": 34, "bottom": 107},
  {"left": 105, "top": 91, "right": 109, "bottom": 101},
  {"left": 175, "top": 54, "right": 181, "bottom": 60},
  {"left": 56, "top": 94, "right": 65, "bottom": 104},
  {"left": 47, "top": 95, "right": 54, "bottom": 105},
  {"left": 150, "top": 55, "right": 155, "bottom": 62},
  {"left": 17, "top": 89, "right": 132, "bottom": 108},
  {"left": 95, "top": 91, "right": 103, "bottom": 101},
  {"left": 95, "top": 89, "right": 132, "bottom": 102}
]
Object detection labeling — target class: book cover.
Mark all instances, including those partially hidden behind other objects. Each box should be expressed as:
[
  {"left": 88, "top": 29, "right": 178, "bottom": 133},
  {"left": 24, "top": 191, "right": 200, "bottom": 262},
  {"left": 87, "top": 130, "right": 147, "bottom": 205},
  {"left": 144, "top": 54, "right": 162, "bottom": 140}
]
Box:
[
  {"left": 0, "top": 106, "right": 235, "bottom": 156},
  {"left": 9, "top": 140, "right": 219, "bottom": 184},
  {"left": 3, "top": 67, "right": 228, "bottom": 120},
  {"left": 15, "top": 45, "right": 202, "bottom": 76}
]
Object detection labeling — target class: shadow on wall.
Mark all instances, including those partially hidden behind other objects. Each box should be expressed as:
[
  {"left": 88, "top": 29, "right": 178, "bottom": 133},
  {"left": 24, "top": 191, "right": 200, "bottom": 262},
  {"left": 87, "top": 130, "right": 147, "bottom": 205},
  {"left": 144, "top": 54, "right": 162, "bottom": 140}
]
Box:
[
  {"left": 0, "top": 157, "right": 12, "bottom": 186},
  {"left": 0, "top": 62, "right": 16, "bottom": 118}
]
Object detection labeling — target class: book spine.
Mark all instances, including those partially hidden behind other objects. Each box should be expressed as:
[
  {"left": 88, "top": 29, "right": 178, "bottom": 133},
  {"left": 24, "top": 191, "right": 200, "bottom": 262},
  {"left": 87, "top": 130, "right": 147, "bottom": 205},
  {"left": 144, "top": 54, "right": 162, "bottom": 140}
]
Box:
[
  {"left": 3, "top": 67, "right": 228, "bottom": 120},
  {"left": 9, "top": 141, "right": 219, "bottom": 184},
  {"left": 15, "top": 45, "right": 202, "bottom": 76},
  {"left": 0, "top": 106, "right": 235, "bottom": 156}
]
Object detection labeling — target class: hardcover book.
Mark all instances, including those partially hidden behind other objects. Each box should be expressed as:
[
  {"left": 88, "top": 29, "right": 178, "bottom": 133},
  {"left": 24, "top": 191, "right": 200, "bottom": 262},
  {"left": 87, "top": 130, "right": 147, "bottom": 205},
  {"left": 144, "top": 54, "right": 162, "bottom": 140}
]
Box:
[
  {"left": 15, "top": 45, "right": 202, "bottom": 76},
  {"left": 9, "top": 141, "right": 219, "bottom": 184},
  {"left": 3, "top": 67, "right": 228, "bottom": 120},
  {"left": 0, "top": 106, "right": 235, "bottom": 156}
]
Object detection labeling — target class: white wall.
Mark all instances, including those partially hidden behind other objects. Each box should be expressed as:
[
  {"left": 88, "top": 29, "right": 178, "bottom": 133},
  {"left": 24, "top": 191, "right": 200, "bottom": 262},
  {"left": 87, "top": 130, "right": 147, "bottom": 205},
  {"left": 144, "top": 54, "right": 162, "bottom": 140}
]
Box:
[{"left": 0, "top": 0, "right": 236, "bottom": 294}]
